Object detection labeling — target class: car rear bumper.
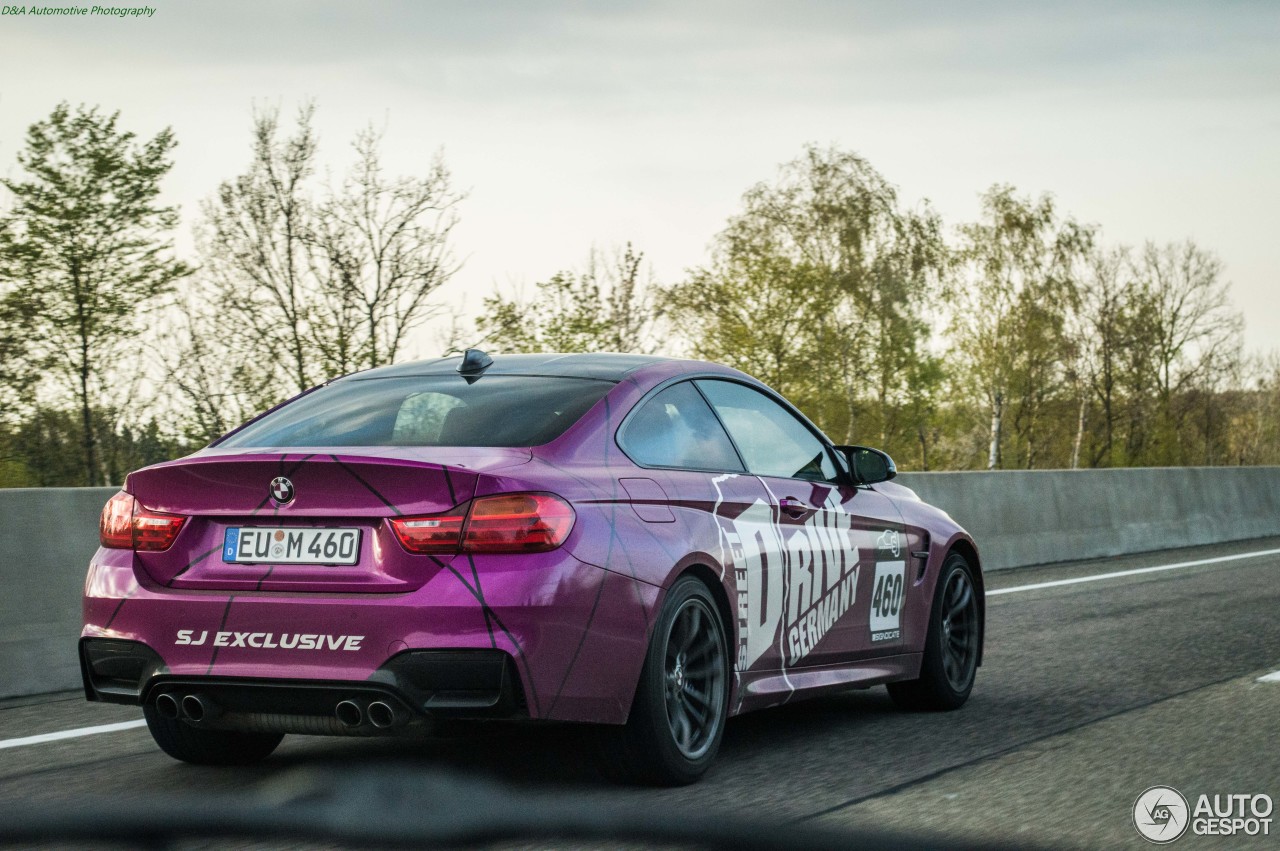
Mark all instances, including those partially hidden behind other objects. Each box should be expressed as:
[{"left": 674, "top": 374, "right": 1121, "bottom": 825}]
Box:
[
  {"left": 82, "top": 546, "right": 659, "bottom": 726},
  {"left": 81, "top": 638, "right": 524, "bottom": 734}
]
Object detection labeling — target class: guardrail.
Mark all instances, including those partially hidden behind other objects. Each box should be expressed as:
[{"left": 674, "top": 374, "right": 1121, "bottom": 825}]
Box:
[{"left": 3, "top": 467, "right": 1279, "bottom": 700}]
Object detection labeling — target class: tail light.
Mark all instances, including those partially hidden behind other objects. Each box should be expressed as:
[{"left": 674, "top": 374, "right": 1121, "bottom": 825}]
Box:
[
  {"left": 388, "top": 508, "right": 467, "bottom": 554},
  {"left": 100, "top": 492, "right": 135, "bottom": 549},
  {"left": 464, "top": 494, "right": 574, "bottom": 553},
  {"left": 99, "top": 492, "right": 187, "bottom": 552},
  {"left": 390, "top": 493, "right": 574, "bottom": 555}
]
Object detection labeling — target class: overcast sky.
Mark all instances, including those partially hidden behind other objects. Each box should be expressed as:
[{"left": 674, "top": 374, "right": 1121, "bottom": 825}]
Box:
[{"left": 2, "top": 0, "right": 1277, "bottom": 355}]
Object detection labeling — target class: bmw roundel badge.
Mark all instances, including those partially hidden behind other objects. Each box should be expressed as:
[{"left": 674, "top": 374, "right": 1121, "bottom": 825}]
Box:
[{"left": 270, "top": 476, "right": 295, "bottom": 504}]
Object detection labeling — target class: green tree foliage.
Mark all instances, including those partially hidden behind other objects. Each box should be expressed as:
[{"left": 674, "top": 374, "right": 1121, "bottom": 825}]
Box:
[
  {"left": 661, "top": 161, "right": 1253, "bottom": 472},
  {"left": 196, "top": 104, "right": 321, "bottom": 395},
  {"left": 0, "top": 103, "right": 190, "bottom": 486},
  {"left": 662, "top": 145, "right": 947, "bottom": 462},
  {"left": 0, "top": 407, "right": 179, "bottom": 488},
  {"left": 948, "top": 185, "right": 1094, "bottom": 469},
  {"left": 477, "top": 244, "right": 659, "bottom": 354},
  {"left": 0, "top": 296, "right": 41, "bottom": 428},
  {"left": 0, "top": 119, "right": 1269, "bottom": 485},
  {"left": 1227, "top": 354, "right": 1280, "bottom": 466}
]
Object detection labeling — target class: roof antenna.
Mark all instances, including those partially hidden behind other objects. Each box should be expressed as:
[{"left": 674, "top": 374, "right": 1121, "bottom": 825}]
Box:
[{"left": 457, "top": 348, "right": 494, "bottom": 383}]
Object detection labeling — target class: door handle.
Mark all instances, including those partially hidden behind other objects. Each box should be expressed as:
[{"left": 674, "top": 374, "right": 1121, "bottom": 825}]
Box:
[{"left": 778, "top": 497, "right": 812, "bottom": 518}]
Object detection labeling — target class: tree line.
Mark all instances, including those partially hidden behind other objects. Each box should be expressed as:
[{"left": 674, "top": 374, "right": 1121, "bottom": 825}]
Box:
[{"left": 0, "top": 102, "right": 1274, "bottom": 487}]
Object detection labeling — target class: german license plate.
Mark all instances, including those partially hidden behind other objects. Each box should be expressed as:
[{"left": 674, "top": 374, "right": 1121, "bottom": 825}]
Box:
[{"left": 222, "top": 527, "right": 361, "bottom": 565}]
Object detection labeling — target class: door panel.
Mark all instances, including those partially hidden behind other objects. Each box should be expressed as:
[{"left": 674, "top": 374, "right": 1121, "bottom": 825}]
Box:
[
  {"left": 692, "top": 378, "right": 916, "bottom": 669},
  {"left": 833, "top": 481, "right": 921, "bottom": 657},
  {"left": 882, "top": 499, "right": 932, "bottom": 654},
  {"left": 616, "top": 377, "right": 925, "bottom": 714},
  {"left": 754, "top": 477, "right": 905, "bottom": 667}
]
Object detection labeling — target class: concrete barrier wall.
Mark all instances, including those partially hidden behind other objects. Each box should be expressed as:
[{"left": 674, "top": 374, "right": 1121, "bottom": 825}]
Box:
[
  {"left": 0, "top": 487, "right": 116, "bottom": 700},
  {"left": 896, "top": 467, "right": 1280, "bottom": 572},
  {"left": 2, "top": 468, "right": 1279, "bottom": 699}
]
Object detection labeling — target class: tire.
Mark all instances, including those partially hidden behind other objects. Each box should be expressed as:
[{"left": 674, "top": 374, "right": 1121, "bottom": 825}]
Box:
[
  {"left": 597, "top": 576, "right": 730, "bottom": 785},
  {"left": 143, "top": 705, "right": 283, "bottom": 765},
  {"left": 887, "top": 551, "right": 980, "bottom": 711}
]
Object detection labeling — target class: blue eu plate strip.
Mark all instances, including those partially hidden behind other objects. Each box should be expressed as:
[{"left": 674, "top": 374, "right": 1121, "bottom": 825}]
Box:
[{"left": 223, "top": 528, "right": 240, "bottom": 562}]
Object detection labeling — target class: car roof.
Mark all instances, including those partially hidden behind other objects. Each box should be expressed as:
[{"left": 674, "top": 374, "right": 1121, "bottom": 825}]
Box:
[{"left": 338, "top": 352, "right": 684, "bottom": 383}]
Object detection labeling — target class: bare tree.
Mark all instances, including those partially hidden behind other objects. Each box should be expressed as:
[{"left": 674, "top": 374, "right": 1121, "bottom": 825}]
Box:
[
  {"left": 1068, "top": 246, "right": 1133, "bottom": 467},
  {"left": 172, "top": 104, "right": 462, "bottom": 439},
  {"left": 1133, "top": 240, "right": 1242, "bottom": 463},
  {"left": 196, "top": 103, "right": 321, "bottom": 395},
  {"left": 153, "top": 290, "right": 282, "bottom": 444},
  {"left": 1141, "top": 241, "right": 1241, "bottom": 402},
  {"left": 309, "top": 126, "right": 462, "bottom": 374},
  {"left": 478, "top": 243, "right": 661, "bottom": 354}
]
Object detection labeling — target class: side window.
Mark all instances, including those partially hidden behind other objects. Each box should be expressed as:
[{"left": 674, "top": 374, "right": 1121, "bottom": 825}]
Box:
[
  {"left": 619, "top": 382, "right": 744, "bottom": 472},
  {"left": 695, "top": 380, "right": 838, "bottom": 482}
]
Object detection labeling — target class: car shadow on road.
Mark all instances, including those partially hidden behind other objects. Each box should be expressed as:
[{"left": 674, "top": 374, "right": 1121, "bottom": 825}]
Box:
[{"left": 154, "top": 686, "right": 905, "bottom": 795}]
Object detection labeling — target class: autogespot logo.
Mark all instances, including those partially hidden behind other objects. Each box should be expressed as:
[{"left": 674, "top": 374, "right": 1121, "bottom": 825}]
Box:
[{"left": 1134, "top": 786, "right": 1190, "bottom": 844}]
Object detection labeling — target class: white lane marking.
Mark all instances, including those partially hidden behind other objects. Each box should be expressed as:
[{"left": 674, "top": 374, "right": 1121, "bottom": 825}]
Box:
[
  {"left": 0, "top": 719, "right": 146, "bottom": 751},
  {"left": 989, "top": 547, "right": 1280, "bottom": 597},
  {"left": 1257, "top": 670, "right": 1280, "bottom": 683}
]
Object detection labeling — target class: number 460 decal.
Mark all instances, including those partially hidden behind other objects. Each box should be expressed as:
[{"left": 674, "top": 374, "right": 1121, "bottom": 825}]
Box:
[{"left": 870, "top": 561, "right": 905, "bottom": 642}]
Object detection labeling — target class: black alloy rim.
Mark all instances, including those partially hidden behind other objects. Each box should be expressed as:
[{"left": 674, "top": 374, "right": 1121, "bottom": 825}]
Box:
[
  {"left": 940, "top": 567, "right": 978, "bottom": 691},
  {"left": 663, "top": 598, "right": 726, "bottom": 760}
]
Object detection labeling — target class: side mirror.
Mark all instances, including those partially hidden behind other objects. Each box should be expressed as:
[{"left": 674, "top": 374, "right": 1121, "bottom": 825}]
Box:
[{"left": 835, "top": 445, "right": 897, "bottom": 485}]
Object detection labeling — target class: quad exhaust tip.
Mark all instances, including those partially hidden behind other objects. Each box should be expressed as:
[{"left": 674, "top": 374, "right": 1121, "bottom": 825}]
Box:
[
  {"left": 160, "top": 693, "right": 400, "bottom": 729},
  {"left": 154, "top": 692, "right": 180, "bottom": 720},
  {"left": 181, "top": 693, "right": 220, "bottom": 723},
  {"left": 367, "top": 701, "right": 396, "bottom": 729},
  {"left": 155, "top": 692, "right": 221, "bottom": 724},
  {"left": 336, "top": 698, "right": 403, "bottom": 729},
  {"left": 335, "top": 699, "right": 364, "bottom": 728}
]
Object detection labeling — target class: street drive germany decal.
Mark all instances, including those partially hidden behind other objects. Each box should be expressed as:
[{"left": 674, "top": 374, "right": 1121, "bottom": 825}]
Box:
[{"left": 712, "top": 477, "right": 907, "bottom": 678}]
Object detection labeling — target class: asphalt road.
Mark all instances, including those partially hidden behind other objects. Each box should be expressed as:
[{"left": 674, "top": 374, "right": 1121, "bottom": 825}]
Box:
[{"left": 2, "top": 537, "right": 1278, "bottom": 849}]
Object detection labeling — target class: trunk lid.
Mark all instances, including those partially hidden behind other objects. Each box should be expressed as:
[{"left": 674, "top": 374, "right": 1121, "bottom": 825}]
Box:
[{"left": 125, "top": 447, "right": 530, "bottom": 593}]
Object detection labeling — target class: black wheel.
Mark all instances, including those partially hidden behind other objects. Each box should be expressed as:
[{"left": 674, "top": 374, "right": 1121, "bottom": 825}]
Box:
[
  {"left": 597, "top": 575, "right": 729, "bottom": 785},
  {"left": 143, "top": 705, "right": 283, "bottom": 765},
  {"left": 887, "top": 552, "right": 980, "bottom": 711}
]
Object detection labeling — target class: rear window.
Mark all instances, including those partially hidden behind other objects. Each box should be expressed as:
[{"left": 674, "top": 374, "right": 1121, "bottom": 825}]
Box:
[{"left": 217, "top": 375, "right": 614, "bottom": 448}]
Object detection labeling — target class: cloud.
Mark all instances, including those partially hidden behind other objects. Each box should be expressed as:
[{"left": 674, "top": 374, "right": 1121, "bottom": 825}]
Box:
[
  {"left": 12, "top": 1, "right": 1277, "bottom": 108},
  {"left": 1, "top": 0, "right": 1277, "bottom": 351}
]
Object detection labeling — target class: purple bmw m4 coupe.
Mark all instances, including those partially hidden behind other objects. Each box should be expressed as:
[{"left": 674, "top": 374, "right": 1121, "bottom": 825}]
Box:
[{"left": 81, "top": 350, "right": 984, "bottom": 784}]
